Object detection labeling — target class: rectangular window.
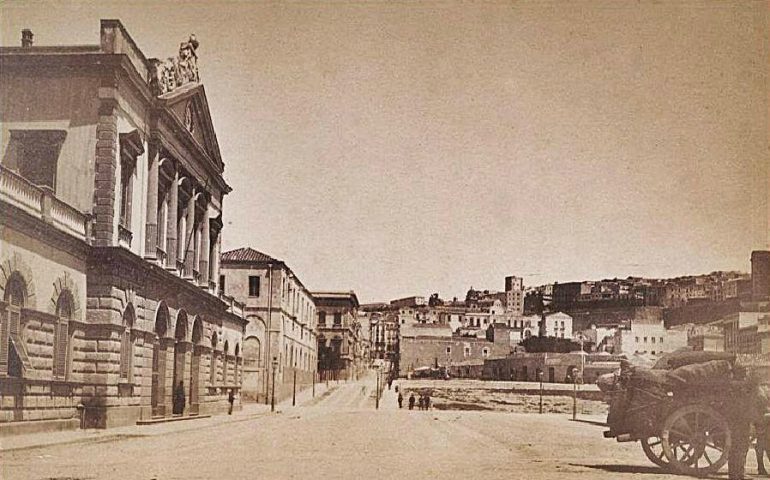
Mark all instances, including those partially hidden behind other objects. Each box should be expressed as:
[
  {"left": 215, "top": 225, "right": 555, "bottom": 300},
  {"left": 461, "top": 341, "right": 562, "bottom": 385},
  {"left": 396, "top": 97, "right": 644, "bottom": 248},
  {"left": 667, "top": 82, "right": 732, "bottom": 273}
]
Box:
[
  {"left": 319, "top": 312, "right": 326, "bottom": 325},
  {"left": 446, "top": 347, "right": 451, "bottom": 354},
  {"left": 219, "top": 275, "right": 225, "bottom": 296},
  {"left": 4, "top": 130, "right": 66, "bottom": 192},
  {"left": 248, "top": 276, "right": 260, "bottom": 297},
  {"left": 119, "top": 156, "right": 134, "bottom": 228},
  {"left": 651, "top": 337, "right": 656, "bottom": 344},
  {"left": 644, "top": 337, "right": 648, "bottom": 343},
  {"left": 333, "top": 313, "right": 342, "bottom": 325}
]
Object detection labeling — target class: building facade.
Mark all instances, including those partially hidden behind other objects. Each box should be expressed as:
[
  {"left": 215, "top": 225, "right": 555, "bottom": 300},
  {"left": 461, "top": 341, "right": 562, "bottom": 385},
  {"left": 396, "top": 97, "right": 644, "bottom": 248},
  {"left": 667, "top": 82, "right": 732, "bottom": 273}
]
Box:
[
  {"left": 219, "top": 248, "right": 317, "bottom": 402},
  {"left": 0, "top": 21, "right": 247, "bottom": 433},
  {"left": 398, "top": 323, "right": 512, "bottom": 377},
  {"left": 314, "top": 292, "right": 363, "bottom": 380}
]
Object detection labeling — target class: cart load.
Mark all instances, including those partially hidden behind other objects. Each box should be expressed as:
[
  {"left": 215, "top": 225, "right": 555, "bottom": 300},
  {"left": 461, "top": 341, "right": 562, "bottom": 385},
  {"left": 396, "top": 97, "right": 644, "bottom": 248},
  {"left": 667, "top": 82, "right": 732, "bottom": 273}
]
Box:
[{"left": 597, "top": 351, "right": 766, "bottom": 476}]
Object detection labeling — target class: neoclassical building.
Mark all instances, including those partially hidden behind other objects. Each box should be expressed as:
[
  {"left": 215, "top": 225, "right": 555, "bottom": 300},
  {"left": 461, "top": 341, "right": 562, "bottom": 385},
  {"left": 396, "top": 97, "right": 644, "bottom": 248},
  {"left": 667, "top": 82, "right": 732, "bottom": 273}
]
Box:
[
  {"left": 0, "top": 20, "right": 246, "bottom": 433},
  {"left": 219, "top": 248, "right": 317, "bottom": 403}
]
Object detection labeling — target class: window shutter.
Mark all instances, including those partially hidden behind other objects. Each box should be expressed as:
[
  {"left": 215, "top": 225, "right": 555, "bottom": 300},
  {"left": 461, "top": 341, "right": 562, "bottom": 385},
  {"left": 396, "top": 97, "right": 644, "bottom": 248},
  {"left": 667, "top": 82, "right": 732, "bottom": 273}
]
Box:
[
  {"left": 0, "top": 314, "right": 9, "bottom": 372},
  {"left": 120, "top": 329, "right": 130, "bottom": 379},
  {"left": 54, "top": 321, "right": 69, "bottom": 378}
]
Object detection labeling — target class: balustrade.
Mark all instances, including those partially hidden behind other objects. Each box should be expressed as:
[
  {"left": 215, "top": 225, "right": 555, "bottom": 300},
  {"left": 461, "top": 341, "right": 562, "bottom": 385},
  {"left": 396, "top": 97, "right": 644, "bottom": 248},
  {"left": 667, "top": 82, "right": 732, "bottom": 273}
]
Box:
[{"left": 0, "top": 166, "right": 88, "bottom": 242}]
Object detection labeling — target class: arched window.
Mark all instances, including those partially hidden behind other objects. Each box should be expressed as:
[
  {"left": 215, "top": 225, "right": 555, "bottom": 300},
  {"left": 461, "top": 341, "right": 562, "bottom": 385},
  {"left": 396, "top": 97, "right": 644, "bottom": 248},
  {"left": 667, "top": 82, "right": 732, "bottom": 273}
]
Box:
[
  {"left": 2, "top": 273, "right": 27, "bottom": 376},
  {"left": 120, "top": 304, "right": 135, "bottom": 380},
  {"left": 222, "top": 340, "right": 229, "bottom": 385},
  {"left": 53, "top": 291, "right": 72, "bottom": 378}
]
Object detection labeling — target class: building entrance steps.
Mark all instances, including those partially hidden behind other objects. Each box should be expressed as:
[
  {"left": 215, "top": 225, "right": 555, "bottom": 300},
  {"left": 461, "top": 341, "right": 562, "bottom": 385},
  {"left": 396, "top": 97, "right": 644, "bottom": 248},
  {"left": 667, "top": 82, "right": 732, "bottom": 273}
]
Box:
[
  {"left": 136, "top": 413, "right": 212, "bottom": 425},
  {"left": 0, "top": 402, "right": 272, "bottom": 454}
]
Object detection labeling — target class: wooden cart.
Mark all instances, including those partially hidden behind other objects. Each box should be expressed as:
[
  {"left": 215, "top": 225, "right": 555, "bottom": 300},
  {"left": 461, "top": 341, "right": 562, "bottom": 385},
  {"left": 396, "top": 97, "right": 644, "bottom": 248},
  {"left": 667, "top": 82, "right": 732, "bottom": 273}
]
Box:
[{"left": 602, "top": 356, "right": 755, "bottom": 477}]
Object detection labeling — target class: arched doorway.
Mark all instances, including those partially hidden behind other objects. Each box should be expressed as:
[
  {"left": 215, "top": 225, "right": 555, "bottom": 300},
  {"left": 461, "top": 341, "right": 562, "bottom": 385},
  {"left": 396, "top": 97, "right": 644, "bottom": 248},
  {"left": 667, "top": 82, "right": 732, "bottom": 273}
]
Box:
[
  {"left": 172, "top": 310, "right": 188, "bottom": 415},
  {"left": 151, "top": 302, "right": 169, "bottom": 417},
  {"left": 189, "top": 316, "right": 203, "bottom": 414},
  {"left": 222, "top": 340, "right": 229, "bottom": 386},
  {"left": 233, "top": 343, "right": 240, "bottom": 387},
  {"left": 242, "top": 336, "right": 261, "bottom": 401}
]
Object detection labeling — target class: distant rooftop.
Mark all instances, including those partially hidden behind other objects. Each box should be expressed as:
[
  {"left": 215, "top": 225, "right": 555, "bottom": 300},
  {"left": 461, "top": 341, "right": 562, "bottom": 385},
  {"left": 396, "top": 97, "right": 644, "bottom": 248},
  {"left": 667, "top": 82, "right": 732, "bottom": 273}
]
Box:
[{"left": 221, "top": 247, "right": 279, "bottom": 264}]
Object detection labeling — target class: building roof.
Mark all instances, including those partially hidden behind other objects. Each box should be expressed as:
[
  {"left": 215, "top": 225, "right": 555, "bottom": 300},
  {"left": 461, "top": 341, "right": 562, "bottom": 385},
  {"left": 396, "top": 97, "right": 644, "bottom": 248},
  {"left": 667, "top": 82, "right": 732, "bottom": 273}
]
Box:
[
  {"left": 312, "top": 291, "right": 360, "bottom": 308},
  {"left": 221, "top": 247, "right": 279, "bottom": 264}
]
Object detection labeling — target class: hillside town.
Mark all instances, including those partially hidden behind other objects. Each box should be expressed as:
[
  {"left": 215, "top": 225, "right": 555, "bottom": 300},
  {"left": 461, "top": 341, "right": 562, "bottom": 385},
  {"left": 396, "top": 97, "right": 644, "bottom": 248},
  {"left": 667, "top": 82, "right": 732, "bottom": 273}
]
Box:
[{"left": 0, "top": 12, "right": 768, "bottom": 480}]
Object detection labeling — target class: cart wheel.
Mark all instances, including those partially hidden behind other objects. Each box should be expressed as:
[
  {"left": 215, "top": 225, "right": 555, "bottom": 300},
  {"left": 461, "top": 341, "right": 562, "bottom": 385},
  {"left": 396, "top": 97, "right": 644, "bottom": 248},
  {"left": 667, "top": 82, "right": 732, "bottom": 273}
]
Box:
[
  {"left": 641, "top": 436, "right": 669, "bottom": 468},
  {"left": 661, "top": 404, "right": 731, "bottom": 476}
]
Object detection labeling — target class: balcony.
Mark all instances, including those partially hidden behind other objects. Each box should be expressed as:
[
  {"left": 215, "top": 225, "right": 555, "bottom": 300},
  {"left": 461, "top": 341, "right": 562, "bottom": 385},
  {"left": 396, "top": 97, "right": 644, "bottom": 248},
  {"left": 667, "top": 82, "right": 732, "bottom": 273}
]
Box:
[
  {"left": 0, "top": 165, "right": 90, "bottom": 243},
  {"left": 118, "top": 224, "right": 133, "bottom": 249},
  {"left": 155, "top": 246, "right": 167, "bottom": 268}
]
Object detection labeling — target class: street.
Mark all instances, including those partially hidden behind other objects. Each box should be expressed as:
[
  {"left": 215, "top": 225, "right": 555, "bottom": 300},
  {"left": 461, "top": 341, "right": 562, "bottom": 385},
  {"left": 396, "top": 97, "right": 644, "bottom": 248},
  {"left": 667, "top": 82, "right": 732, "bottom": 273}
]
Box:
[{"left": 0, "top": 376, "right": 762, "bottom": 480}]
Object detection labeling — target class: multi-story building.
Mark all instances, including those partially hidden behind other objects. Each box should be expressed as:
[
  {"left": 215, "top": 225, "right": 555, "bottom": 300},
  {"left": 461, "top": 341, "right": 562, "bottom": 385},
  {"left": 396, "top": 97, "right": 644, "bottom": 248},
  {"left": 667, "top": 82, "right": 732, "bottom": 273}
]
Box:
[
  {"left": 610, "top": 317, "right": 688, "bottom": 357},
  {"left": 505, "top": 275, "right": 524, "bottom": 315},
  {"left": 219, "top": 248, "right": 317, "bottom": 402},
  {"left": 314, "top": 291, "right": 362, "bottom": 380},
  {"left": 0, "top": 21, "right": 247, "bottom": 433},
  {"left": 367, "top": 310, "right": 399, "bottom": 363},
  {"left": 752, "top": 250, "right": 770, "bottom": 300}
]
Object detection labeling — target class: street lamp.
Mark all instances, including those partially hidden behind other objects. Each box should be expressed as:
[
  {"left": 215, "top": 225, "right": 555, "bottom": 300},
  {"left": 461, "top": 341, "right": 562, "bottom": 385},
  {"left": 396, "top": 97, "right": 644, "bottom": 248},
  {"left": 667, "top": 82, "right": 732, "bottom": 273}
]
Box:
[
  {"left": 271, "top": 356, "right": 278, "bottom": 412},
  {"left": 538, "top": 370, "right": 544, "bottom": 414}
]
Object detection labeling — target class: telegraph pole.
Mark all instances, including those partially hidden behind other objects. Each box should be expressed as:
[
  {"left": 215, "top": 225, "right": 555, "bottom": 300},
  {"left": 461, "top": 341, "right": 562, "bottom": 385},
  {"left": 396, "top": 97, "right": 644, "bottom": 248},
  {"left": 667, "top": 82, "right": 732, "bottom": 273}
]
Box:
[{"left": 271, "top": 356, "right": 277, "bottom": 412}]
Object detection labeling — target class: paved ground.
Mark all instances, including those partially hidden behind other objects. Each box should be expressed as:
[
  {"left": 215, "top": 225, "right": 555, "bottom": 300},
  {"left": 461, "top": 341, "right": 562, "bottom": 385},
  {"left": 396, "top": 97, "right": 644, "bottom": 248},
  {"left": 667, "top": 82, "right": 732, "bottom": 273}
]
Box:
[{"left": 1, "top": 374, "right": 764, "bottom": 480}]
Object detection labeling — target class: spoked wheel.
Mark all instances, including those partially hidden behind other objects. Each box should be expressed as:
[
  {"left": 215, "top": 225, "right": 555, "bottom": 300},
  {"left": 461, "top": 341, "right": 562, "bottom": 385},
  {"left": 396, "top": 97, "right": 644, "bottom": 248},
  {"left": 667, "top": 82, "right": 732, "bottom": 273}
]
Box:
[
  {"left": 661, "top": 404, "right": 731, "bottom": 476},
  {"left": 641, "top": 436, "right": 669, "bottom": 468}
]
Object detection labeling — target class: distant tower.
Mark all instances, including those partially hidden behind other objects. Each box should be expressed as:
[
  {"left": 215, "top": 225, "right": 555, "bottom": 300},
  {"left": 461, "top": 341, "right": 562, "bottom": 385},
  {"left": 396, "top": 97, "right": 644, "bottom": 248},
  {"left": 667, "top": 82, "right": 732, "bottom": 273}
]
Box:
[
  {"left": 505, "top": 275, "right": 524, "bottom": 315},
  {"left": 751, "top": 251, "right": 770, "bottom": 300}
]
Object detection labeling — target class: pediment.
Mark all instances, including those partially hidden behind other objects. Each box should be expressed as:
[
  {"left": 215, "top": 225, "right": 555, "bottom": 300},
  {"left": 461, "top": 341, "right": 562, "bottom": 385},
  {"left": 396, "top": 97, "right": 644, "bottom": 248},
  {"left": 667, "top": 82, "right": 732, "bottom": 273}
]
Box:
[{"left": 158, "top": 84, "right": 223, "bottom": 169}]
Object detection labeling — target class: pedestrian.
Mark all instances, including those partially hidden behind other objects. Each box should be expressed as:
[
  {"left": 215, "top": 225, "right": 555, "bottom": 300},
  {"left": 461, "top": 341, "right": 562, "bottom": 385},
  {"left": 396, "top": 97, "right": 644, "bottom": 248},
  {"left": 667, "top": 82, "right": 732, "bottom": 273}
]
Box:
[
  {"left": 395, "top": 385, "right": 399, "bottom": 394},
  {"left": 752, "top": 384, "right": 769, "bottom": 476},
  {"left": 419, "top": 394, "right": 426, "bottom": 411},
  {"left": 398, "top": 392, "right": 404, "bottom": 409},
  {"left": 388, "top": 378, "right": 393, "bottom": 390},
  {"left": 173, "top": 380, "right": 185, "bottom": 415},
  {"left": 228, "top": 389, "right": 235, "bottom": 415},
  {"left": 727, "top": 373, "right": 767, "bottom": 480},
  {"left": 408, "top": 393, "right": 416, "bottom": 410},
  {"left": 425, "top": 393, "right": 431, "bottom": 410}
]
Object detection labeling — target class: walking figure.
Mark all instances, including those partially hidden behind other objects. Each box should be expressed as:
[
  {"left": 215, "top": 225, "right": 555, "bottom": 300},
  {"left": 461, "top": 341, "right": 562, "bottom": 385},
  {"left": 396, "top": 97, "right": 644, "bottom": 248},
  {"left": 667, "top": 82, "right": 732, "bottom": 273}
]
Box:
[
  {"left": 228, "top": 389, "right": 235, "bottom": 415},
  {"left": 425, "top": 393, "right": 431, "bottom": 410},
  {"left": 398, "top": 392, "right": 403, "bottom": 409},
  {"left": 408, "top": 393, "right": 416, "bottom": 410}
]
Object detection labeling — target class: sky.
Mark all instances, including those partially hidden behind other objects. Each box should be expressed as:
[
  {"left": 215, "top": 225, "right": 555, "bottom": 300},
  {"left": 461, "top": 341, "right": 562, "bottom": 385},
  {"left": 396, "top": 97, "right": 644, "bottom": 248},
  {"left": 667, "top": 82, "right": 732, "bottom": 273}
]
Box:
[{"left": 2, "top": 1, "right": 768, "bottom": 303}]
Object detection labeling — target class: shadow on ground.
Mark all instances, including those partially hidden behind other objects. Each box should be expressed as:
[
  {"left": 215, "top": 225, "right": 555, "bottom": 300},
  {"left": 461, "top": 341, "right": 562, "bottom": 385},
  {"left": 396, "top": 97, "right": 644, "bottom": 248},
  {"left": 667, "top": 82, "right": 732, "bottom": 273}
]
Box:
[{"left": 571, "top": 463, "right": 673, "bottom": 475}]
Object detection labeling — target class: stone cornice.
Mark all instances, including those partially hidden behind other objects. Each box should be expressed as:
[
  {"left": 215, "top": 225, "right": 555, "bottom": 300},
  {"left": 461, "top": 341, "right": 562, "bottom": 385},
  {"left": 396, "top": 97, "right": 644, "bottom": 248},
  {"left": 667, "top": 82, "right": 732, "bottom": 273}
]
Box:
[
  {"left": 0, "top": 200, "right": 91, "bottom": 257},
  {"left": 88, "top": 247, "right": 248, "bottom": 328}
]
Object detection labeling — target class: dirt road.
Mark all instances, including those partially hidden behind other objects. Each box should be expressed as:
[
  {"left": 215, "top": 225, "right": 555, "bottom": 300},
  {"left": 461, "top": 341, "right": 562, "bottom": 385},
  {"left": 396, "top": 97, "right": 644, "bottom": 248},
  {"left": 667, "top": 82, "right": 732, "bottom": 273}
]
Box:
[{"left": 1, "top": 375, "right": 762, "bottom": 480}]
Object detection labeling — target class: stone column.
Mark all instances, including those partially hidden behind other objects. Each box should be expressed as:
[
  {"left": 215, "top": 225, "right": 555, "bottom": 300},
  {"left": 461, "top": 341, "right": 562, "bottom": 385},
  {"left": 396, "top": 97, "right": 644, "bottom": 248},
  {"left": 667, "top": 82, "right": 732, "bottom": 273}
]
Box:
[
  {"left": 166, "top": 166, "right": 179, "bottom": 269},
  {"left": 212, "top": 231, "right": 222, "bottom": 292},
  {"left": 183, "top": 187, "right": 196, "bottom": 277},
  {"left": 144, "top": 144, "right": 159, "bottom": 258},
  {"left": 199, "top": 201, "right": 210, "bottom": 286}
]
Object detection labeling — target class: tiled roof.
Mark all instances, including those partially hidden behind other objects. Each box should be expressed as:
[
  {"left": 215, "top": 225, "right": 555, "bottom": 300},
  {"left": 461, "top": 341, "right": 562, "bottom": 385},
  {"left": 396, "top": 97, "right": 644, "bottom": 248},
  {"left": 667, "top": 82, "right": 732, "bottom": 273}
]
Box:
[{"left": 220, "top": 247, "right": 279, "bottom": 264}]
